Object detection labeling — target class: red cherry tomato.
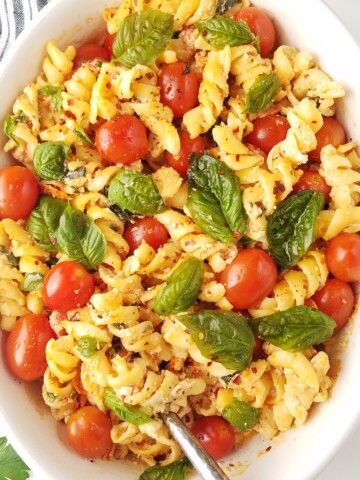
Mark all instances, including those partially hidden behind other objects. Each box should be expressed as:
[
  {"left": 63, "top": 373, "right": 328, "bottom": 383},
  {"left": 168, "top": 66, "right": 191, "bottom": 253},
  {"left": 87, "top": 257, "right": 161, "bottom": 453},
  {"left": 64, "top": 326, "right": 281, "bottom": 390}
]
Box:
[
  {"left": 191, "top": 416, "right": 235, "bottom": 460},
  {"left": 157, "top": 62, "right": 199, "bottom": 117},
  {"left": 245, "top": 115, "right": 290, "bottom": 154},
  {"left": 219, "top": 249, "right": 277, "bottom": 310},
  {"left": 43, "top": 261, "right": 95, "bottom": 313},
  {"left": 103, "top": 32, "right": 116, "bottom": 58},
  {"left": 326, "top": 233, "right": 360, "bottom": 282},
  {"left": 234, "top": 7, "right": 276, "bottom": 57},
  {"left": 6, "top": 314, "right": 55, "bottom": 382},
  {"left": 309, "top": 117, "right": 346, "bottom": 161},
  {"left": 292, "top": 170, "right": 331, "bottom": 204},
  {"left": 123, "top": 217, "right": 169, "bottom": 255},
  {"left": 66, "top": 406, "right": 112, "bottom": 458},
  {"left": 95, "top": 115, "right": 149, "bottom": 165},
  {"left": 312, "top": 278, "right": 354, "bottom": 329},
  {"left": 0, "top": 166, "right": 39, "bottom": 220},
  {"left": 166, "top": 130, "right": 205, "bottom": 176},
  {"left": 73, "top": 43, "right": 110, "bottom": 70}
]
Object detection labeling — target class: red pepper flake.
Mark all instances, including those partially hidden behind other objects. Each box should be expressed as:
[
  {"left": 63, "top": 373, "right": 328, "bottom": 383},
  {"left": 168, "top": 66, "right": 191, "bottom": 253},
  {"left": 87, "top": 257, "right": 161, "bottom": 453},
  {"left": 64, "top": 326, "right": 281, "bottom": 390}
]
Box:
[
  {"left": 146, "top": 72, "right": 153, "bottom": 79},
  {"left": 67, "top": 98, "right": 74, "bottom": 106},
  {"left": 251, "top": 367, "right": 258, "bottom": 374},
  {"left": 64, "top": 110, "right": 76, "bottom": 120},
  {"left": 185, "top": 329, "right": 190, "bottom": 334},
  {"left": 233, "top": 375, "right": 242, "bottom": 385},
  {"left": 233, "top": 232, "right": 241, "bottom": 240},
  {"left": 202, "top": 30, "right": 208, "bottom": 36},
  {"left": 266, "top": 446, "right": 272, "bottom": 452}
]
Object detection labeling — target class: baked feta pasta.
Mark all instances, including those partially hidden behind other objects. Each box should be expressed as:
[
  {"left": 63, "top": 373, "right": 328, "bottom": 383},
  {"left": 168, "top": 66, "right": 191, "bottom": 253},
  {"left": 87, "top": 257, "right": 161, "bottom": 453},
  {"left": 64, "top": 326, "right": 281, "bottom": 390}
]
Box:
[{"left": 1, "top": 0, "right": 359, "bottom": 477}]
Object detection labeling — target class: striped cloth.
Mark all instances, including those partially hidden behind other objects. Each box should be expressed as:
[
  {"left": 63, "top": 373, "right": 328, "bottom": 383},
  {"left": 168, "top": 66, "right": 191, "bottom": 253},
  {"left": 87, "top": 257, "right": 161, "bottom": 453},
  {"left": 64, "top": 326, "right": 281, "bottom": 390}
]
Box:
[{"left": 0, "top": 0, "right": 50, "bottom": 62}]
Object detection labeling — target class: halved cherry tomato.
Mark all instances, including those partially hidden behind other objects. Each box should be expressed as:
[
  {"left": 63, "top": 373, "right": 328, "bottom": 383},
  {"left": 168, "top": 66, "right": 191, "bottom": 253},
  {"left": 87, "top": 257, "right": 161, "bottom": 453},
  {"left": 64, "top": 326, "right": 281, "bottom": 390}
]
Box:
[
  {"left": 191, "top": 416, "right": 235, "bottom": 460},
  {"left": 245, "top": 115, "right": 290, "bottom": 154},
  {"left": 326, "top": 233, "right": 360, "bottom": 282},
  {"left": 103, "top": 32, "right": 116, "bottom": 58},
  {"left": 0, "top": 166, "right": 39, "bottom": 220},
  {"left": 292, "top": 170, "right": 331, "bottom": 204},
  {"left": 157, "top": 62, "right": 199, "bottom": 117},
  {"left": 43, "top": 261, "right": 94, "bottom": 312},
  {"left": 95, "top": 115, "right": 149, "bottom": 165},
  {"left": 309, "top": 117, "right": 346, "bottom": 161},
  {"left": 73, "top": 43, "right": 110, "bottom": 70},
  {"left": 123, "top": 217, "right": 169, "bottom": 255},
  {"left": 6, "top": 314, "right": 55, "bottom": 382},
  {"left": 312, "top": 278, "right": 354, "bottom": 329},
  {"left": 66, "top": 406, "right": 112, "bottom": 458},
  {"left": 219, "top": 249, "right": 277, "bottom": 310},
  {"left": 166, "top": 130, "right": 205, "bottom": 176},
  {"left": 234, "top": 7, "right": 276, "bottom": 57}
]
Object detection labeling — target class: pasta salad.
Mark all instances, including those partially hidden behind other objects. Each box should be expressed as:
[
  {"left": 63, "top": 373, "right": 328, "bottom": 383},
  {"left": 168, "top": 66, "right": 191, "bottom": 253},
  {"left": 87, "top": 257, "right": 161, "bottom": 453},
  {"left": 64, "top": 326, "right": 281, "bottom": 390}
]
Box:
[{"left": 1, "top": 0, "right": 359, "bottom": 478}]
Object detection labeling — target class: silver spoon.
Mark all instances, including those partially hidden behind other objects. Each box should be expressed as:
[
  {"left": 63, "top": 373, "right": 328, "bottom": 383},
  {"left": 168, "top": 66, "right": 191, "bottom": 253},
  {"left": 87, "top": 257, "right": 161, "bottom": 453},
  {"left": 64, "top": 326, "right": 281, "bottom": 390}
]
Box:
[{"left": 161, "top": 412, "right": 231, "bottom": 480}]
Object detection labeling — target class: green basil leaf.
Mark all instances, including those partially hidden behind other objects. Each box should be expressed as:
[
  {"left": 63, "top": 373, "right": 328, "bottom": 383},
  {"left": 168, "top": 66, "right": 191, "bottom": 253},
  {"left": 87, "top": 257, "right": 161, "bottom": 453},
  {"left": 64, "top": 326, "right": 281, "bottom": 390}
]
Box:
[
  {"left": 267, "top": 190, "right": 324, "bottom": 270},
  {"left": 216, "top": 0, "right": 238, "bottom": 14},
  {"left": 33, "top": 141, "right": 68, "bottom": 180},
  {"left": 46, "top": 392, "right": 57, "bottom": 403},
  {"left": 77, "top": 336, "right": 107, "bottom": 358},
  {"left": 113, "top": 10, "right": 174, "bottom": 68},
  {"left": 154, "top": 257, "right": 204, "bottom": 315},
  {"left": 104, "top": 387, "right": 152, "bottom": 425},
  {"left": 108, "top": 170, "right": 167, "bottom": 216},
  {"left": 22, "top": 273, "right": 44, "bottom": 292},
  {"left": 197, "top": 16, "right": 256, "bottom": 49},
  {"left": 57, "top": 206, "right": 106, "bottom": 269},
  {"left": 65, "top": 167, "right": 86, "bottom": 179},
  {"left": 0, "top": 246, "right": 18, "bottom": 266},
  {"left": 73, "top": 126, "right": 94, "bottom": 146},
  {"left": 27, "top": 195, "right": 68, "bottom": 252},
  {"left": 245, "top": 74, "right": 280, "bottom": 113},
  {"left": 39, "top": 85, "right": 63, "bottom": 112},
  {"left": 139, "top": 458, "right": 192, "bottom": 480},
  {"left": 3, "top": 115, "right": 18, "bottom": 146},
  {"left": 222, "top": 399, "right": 259, "bottom": 430},
  {"left": 109, "top": 204, "right": 134, "bottom": 222},
  {"left": 251, "top": 306, "right": 336, "bottom": 352},
  {"left": 0, "top": 436, "right": 30, "bottom": 480},
  {"left": 177, "top": 310, "right": 255, "bottom": 371}
]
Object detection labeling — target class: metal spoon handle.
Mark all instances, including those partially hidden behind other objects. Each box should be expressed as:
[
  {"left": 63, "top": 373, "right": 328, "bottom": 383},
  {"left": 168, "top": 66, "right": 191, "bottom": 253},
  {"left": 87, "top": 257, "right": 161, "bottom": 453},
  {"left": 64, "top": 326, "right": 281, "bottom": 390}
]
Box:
[{"left": 161, "top": 412, "right": 231, "bottom": 480}]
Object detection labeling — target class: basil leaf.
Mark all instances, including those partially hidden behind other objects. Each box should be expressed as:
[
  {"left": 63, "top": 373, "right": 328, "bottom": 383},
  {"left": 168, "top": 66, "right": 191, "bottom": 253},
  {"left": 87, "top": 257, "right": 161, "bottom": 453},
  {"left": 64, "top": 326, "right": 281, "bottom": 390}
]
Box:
[
  {"left": 109, "top": 204, "right": 134, "bottom": 222},
  {"left": 27, "top": 195, "right": 68, "bottom": 252},
  {"left": 222, "top": 399, "right": 259, "bottom": 430},
  {"left": 154, "top": 257, "right": 204, "bottom": 315},
  {"left": 73, "top": 126, "right": 94, "bottom": 146},
  {"left": 139, "top": 458, "right": 192, "bottom": 480},
  {"left": 33, "top": 141, "right": 68, "bottom": 180},
  {"left": 77, "top": 336, "right": 107, "bottom": 358},
  {"left": 39, "top": 85, "right": 63, "bottom": 112},
  {"left": 3, "top": 115, "right": 18, "bottom": 146},
  {"left": 0, "top": 246, "right": 18, "bottom": 266},
  {"left": 113, "top": 10, "right": 174, "bottom": 68},
  {"left": 65, "top": 167, "right": 86, "bottom": 179},
  {"left": 245, "top": 74, "right": 280, "bottom": 113},
  {"left": 0, "top": 436, "right": 30, "bottom": 480},
  {"left": 57, "top": 206, "right": 106, "bottom": 269},
  {"left": 197, "top": 16, "right": 256, "bottom": 49},
  {"left": 22, "top": 273, "right": 44, "bottom": 292},
  {"left": 108, "top": 170, "right": 166, "bottom": 216},
  {"left": 177, "top": 310, "right": 255, "bottom": 371},
  {"left": 216, "top": 0, "right": 238, "bottom": 14},
  {"left": 251, "top": 306, "right": 336, "bottom": 352},
  {"left": 267, "top": 190, "right": 324, "bottom": 271},
  {"left": 104, "top": 387, "right": 152, "bottom": 425}
]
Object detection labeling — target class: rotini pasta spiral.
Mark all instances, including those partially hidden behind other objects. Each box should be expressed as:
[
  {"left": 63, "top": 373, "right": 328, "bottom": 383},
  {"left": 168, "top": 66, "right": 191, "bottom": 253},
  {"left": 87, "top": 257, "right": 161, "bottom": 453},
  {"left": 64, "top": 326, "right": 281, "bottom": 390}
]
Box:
[
  {"left": 230, "top": 44, "right": 272, "bottom": 93},
  {"left": 39, "top": 40, "right": 76, "bottom": 86}
]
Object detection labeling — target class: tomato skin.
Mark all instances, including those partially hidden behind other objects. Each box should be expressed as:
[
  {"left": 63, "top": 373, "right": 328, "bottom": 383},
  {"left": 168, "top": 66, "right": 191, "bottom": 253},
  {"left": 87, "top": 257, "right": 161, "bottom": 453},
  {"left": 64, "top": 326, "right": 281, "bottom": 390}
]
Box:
[
  {"left": 73, "top": 43, "right": 110, "bottom": 70},
  {"left": 95, "top": 115, "right": 149, "bottom": 165},
  {"left": 245, "top": 115, "right": 290, "bottom": 154},
  {"left": 312, "top": 278, "right": 354, "bottom": 329},
  {"left": 309, "top": 117, "right": 346, "bottom": 162},
  {"left": 43, "top": 261, "right": 95, "bottom": 313},
  {"left": 66, "top": 406, "right": 113, "bottom": 458},
  {"left": 191, "top": 416, "right": 235, "bottom": 460},
  {"left": 234, "top": 7, "right": 276, "bottom": 57},
  {"left": 6, "top": 314, "right": 55, "bottom": 382},
  {"left": 103, "top": 32, "right": 116, "bottom": 58},
  {"left": 157, "top": 62, "right": 199, "bottom": 117},
  {"left": 326, "top": 233, "right": 360, "bottom": 282},
  {"left": 166, "top": 131, "right": 205, "bottom": 176},
  {"left": 123, "top": 217, "right": 169, "bottom": 255},
  {"left": 292, "top": 170, "right": 331, "bottom": 204},
  {"left": 0, "top": 166, "right": 39, "bottom": 220},
  {"left": 219, "top": 249, "right": 277, "bottom": 310}
]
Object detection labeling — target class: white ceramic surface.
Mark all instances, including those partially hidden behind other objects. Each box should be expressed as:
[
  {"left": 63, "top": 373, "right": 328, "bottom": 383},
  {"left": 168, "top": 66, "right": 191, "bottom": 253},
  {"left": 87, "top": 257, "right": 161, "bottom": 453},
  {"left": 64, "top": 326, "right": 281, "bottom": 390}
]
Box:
[{"left": 0, "top": 1, "right": 360, "bottom": 480}]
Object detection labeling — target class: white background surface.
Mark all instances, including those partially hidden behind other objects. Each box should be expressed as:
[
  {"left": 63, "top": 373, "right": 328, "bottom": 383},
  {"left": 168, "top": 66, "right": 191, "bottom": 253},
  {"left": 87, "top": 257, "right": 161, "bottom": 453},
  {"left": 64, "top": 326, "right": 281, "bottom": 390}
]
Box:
[{"left": 0, "top": 0, "right": 359, "bottom": 479}]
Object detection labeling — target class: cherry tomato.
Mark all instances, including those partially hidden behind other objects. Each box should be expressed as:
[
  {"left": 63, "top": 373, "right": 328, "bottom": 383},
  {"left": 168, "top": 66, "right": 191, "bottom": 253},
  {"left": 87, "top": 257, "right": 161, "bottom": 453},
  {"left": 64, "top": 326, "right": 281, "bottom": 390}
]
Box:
[
  {"left": 309, "top": 117, "right": 346, "bottom": 161},
  {"left": 245, "top": 115, "right": 290, "bottom": 154},
  {"left": 219, "top": 249, "right": 277, "bottom": 310},
  {"left": 0, "top": 166, "right": 39, "bottom": 220},
  {"left": 292, "top": 170, "right": 331, "bottom": 204},
  {"left": 192, "top": 416, "right": 235, "bottom": 460},
  {"left": 312, "top": 278, "right": 354, "bottom": 329},
  {"left": 157, "top": 62, "right": 199, "bottom": 117},
  {"left": 73, "top": 43, "right": 110, "bottom": 70},
  {"left": 103, "top": 32, "right": 116, "bottom": 58},
  {"left": 166, "top": 130, "right": 205, "bottom": 176},
  {"left": 66, "top": 406, "right": 112, "bottom": 458},
  {"left": 326, "top": 233, "right": 360, "bottom": 282},
  {"left": 6, "top": 314, "right": 55, "bottom": 382},
  {"left": 123, "top": 217, "right": 169, "bottom": 255},
  {"left": 43, "top": 261, "right": 94, "bottom": 313},
  {"left": 234, "top": 7, "right": 276, "bottom": 57},
  {"left": 304, "top": 298, "right": 318, "bottom": 309},
  {"left": 95, "top": 115, "right": 149, "bottom": 165}
]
